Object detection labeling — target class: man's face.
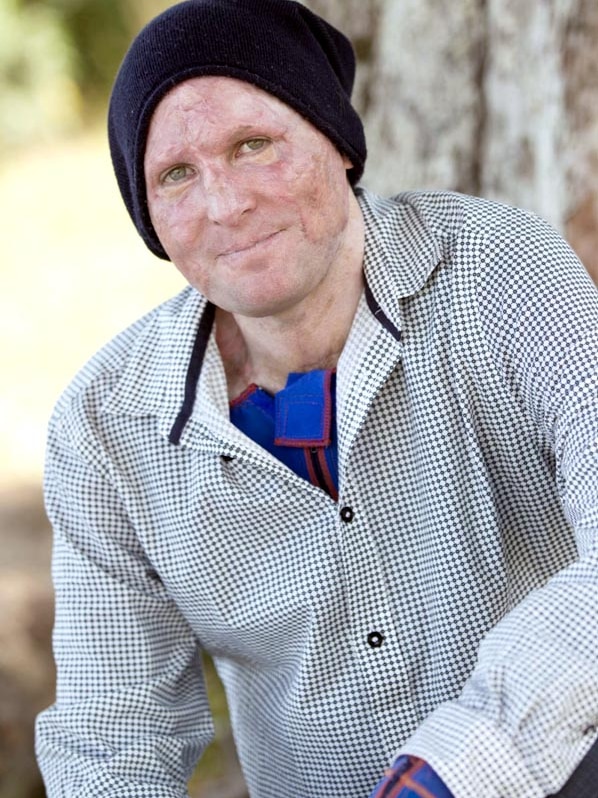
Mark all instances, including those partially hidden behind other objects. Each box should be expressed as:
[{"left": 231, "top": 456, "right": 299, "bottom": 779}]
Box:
[{"left": 144, "top": 76, "right": 355, "bottom": 319}]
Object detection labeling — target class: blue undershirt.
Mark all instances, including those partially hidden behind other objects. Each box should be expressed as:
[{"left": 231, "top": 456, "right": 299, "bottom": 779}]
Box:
[{"left": 230, "top": 369, "right": 338, "bottom": 500}]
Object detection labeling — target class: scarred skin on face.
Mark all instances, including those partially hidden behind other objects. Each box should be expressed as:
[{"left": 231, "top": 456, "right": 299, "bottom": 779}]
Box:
[{"left": 144, "top": 76, "right": 365, "bottom": 395}]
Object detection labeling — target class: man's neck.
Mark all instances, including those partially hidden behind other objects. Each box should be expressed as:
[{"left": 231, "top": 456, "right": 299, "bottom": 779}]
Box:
[{"left": 216, "top": 198, "right": 365, "bottom": 398}]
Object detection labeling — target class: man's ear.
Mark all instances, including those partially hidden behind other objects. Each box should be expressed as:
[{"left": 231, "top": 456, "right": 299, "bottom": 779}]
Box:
[{"left": 342, "top": 154, "right": 354, "bottom": 170}]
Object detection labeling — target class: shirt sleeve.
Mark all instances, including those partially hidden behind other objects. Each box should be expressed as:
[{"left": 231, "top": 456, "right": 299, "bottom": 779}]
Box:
[
  {"left": 393, "top": 208, "right": 598, "bottom": 797},
  {"left": 35, "top": 405, "right": 212, "bottom": 797}
]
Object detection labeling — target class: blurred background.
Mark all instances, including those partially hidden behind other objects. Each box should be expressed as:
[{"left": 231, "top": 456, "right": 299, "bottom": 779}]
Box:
[{"left": 1, "top": 0, "right": 597, "bottom": 796}]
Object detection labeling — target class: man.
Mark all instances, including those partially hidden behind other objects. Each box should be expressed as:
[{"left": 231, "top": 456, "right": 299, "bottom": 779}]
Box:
[{"left": 36, "top": 1, "right": 598, "bottom": 796}]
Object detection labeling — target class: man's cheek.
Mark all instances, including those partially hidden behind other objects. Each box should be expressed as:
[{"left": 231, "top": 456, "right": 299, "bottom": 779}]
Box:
[{"left": 151, "top": 203, "right": 196, "bottom": 250}]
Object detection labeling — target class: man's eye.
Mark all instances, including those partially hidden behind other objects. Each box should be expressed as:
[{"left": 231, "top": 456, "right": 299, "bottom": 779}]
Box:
[
  {"left": 239, "top": 138, "right": 269, "bottom": 154},
  {"left": 162, "top": 165, "right": 191, "bottom": 183}
]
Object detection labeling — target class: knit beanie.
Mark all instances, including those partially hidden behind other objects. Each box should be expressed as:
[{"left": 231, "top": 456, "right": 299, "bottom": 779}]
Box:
[{"left": 108, "top": 0, "right": 367, "bottom": 260}]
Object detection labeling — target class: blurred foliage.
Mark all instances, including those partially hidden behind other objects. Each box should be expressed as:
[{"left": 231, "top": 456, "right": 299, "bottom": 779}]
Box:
[
  {"left": 0, "top": 0, "right": 170, "bottom": 153},
  {"left": 0, "top": 0, "right": 79, "bottom": 149},
  {"left": 43, "top": 0, "right": 133, "bottom": 106}
]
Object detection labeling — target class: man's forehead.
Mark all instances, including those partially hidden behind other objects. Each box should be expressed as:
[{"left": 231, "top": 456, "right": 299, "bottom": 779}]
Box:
[
  {"left": 146, "top": 76, "right": 305, "bottom": 156},
  {"left": 154, "top": 76, "right": 291, "bottom": 119}
]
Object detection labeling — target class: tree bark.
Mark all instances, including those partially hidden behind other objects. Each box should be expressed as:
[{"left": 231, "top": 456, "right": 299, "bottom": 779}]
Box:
[{"left": 304, "top": 0, "right": 598, "bottom": 280}]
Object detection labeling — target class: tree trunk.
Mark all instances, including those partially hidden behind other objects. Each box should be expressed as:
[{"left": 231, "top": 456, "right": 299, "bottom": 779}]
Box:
[{"left": 305, "top": 0, "right": 598, "bottom": 280}]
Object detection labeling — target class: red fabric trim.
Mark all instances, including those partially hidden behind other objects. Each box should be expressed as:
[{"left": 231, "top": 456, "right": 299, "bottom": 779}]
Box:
[
  {"left": 229, "top": 383, "right": 259, "bottom": 408},
  {"left": 402, "top": 774, "right": 437, "bottom": 798},
  {"left": 386, "top": 758, "right": 427, "bottom": 798},
  {"left": 317, "top": 448, "right": 338, "bottom": 502},
  {"left": 274, "top": 435, "right": 331, "bottom": 447},
  {"left": 322, "top": 369, "right": 333, "bottom": 443}
]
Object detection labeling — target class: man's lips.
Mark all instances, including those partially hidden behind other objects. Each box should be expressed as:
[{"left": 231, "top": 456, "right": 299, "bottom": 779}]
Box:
[{"left": 218, "top": 230, "right": 281, "bottom": 258}]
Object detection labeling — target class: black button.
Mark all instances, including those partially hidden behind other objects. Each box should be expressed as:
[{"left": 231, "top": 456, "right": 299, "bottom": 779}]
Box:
[
  {"left": 367, "top": 631, "right": 384, "bottom": 648},
  {"left": 221, "top": 455, "right": 234, "bottom": 463},
  {"left": 340, "top": 506, "right": 354, "bottom": 522}
]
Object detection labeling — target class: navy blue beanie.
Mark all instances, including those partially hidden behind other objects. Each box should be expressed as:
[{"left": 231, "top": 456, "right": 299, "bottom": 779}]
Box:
[{"left": 108, "top": 0, "right": 367, "bottom": 260}]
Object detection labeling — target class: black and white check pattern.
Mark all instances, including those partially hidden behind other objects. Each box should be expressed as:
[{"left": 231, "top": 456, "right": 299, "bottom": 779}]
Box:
[{"left": 36, "top": 189, "right": 598, "bottom": 798}]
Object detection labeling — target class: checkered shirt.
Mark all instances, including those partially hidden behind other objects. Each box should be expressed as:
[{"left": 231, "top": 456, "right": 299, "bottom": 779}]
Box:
[{"left": 36, "top": 188, "right": 598, "bottom": 798}]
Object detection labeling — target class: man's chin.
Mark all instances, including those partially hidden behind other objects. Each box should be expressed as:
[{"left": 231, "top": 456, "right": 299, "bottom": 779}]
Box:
[{"left": 222, "top": 291, "right": 309, "bottom": 321}]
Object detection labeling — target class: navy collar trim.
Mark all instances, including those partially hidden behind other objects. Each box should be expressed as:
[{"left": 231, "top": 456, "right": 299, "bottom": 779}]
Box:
[
  {"left": 364, "top": 278, "right": 401, "bottom": 343},
  {"left": 168, "top": 275, "right": 396, "bottom": 446},
  {"left": 168, "top": 301, "right": 215, "bottom": 445}
]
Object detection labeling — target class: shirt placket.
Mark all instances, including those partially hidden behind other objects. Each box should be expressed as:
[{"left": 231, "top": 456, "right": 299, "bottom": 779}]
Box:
[
  {"left": 337, "top": 318, "right": 421, "bottom": 756},
  {"left": 337, "top": 478, "right": 421, "bottom": 758}
]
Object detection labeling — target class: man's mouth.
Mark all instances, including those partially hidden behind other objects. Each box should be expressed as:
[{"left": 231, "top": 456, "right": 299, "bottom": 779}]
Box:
[{"left": 218, "top": 230, "right": 281, "bottom": 258}]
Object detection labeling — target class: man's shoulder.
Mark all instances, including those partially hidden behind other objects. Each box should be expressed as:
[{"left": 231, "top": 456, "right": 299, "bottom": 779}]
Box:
[
  {"left": 49, "top": 286, "right": 201, "bottom": 438},
  {"left": 359, "top": 187, "right": 551, "bottom": 248},
  {"left": 356, "top": 187, "right": 588, "bottom": 316}
]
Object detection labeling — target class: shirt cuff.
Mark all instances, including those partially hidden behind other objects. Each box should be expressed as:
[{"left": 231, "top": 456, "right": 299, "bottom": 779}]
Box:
[{"left": 393, "top": 703, "right": 545, "bottom": 798}]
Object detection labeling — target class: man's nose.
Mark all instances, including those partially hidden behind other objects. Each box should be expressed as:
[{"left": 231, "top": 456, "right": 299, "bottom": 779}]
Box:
[{"left": 201, "top": 167, "right": 256, "bottom": 225}]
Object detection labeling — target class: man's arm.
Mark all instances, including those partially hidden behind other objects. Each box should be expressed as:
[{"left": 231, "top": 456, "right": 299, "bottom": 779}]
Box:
[
  {"left": 36, "top": 409, "right": 212, "bottom": 797},
  {"left": 387, "top": 206, "right": 598, "bottom": 797},
  {"left": 371, "top": 739, "right": 598, "bottom": 798}
]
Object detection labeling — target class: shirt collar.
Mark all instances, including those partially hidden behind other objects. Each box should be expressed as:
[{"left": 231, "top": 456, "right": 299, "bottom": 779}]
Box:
[
  {"left": 101, "top": 286, "right": 210, "bottom": 430},
  {"left": 100, "top": 189, "right": 443, "bottom": 443},
  {"left": 357, "top": 188, "right": 443, "bottom": 338}
]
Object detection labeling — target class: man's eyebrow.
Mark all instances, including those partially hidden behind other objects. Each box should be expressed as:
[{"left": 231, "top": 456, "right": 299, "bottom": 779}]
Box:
[
  {"left": 145, "top": 119, "right": 289, "bottom": 168},
  {"left": 231, "top": 121, "right": 287, "bottom": 137}
]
